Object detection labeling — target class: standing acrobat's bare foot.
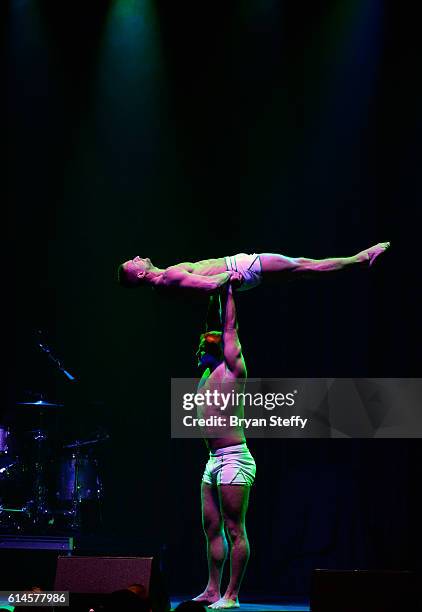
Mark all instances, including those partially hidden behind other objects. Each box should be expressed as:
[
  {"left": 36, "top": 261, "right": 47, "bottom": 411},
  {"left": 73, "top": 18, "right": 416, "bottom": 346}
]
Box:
[
  {"left": 192, "top": 590, "right": 221, "bottom": 606},
  {"left": 208, "top": 597, "right": 240, "bottom": 609},
  {"left": 356, "top": 242, "right": 391, "bottom": 267}
]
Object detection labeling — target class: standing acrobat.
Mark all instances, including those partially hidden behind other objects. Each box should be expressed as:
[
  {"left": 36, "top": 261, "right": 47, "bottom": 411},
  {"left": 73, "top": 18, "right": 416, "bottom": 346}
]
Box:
[{"left": 193, "top": 282, "right": 255, "bottom": 609}]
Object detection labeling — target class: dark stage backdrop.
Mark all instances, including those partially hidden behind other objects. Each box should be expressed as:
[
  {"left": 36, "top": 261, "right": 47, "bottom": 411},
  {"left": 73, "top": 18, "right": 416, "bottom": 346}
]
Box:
[{"left": 5, "top": 0, "right": 422, "bottom": 597}]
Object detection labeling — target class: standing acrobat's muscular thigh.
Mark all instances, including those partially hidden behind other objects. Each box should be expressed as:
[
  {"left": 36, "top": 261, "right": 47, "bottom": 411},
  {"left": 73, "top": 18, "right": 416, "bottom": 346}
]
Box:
[
  {"left": 201, "top": 483, "right": 223, "bottom": 536},
  {"left": 219, "top": 485, "right": 250, "bottom": 539}
]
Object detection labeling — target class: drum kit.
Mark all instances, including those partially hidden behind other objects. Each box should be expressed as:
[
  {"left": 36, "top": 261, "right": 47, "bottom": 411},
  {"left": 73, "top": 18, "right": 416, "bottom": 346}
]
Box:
[{"left": 0, "top": 399, "right": 108, "bottom": 533}]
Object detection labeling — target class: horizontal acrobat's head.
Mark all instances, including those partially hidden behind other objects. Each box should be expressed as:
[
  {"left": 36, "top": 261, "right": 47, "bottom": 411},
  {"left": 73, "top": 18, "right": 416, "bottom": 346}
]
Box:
[
  {"left": 196, "top": 331, "right": 223, "bottom": 370},
  {"left": 117, "top": 256, "right": 153, "bottom": 288}
]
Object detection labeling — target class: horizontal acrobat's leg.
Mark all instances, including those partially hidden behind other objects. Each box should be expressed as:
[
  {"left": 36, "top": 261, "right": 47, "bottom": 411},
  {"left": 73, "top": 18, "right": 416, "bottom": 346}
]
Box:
[{"left": 259, "top": 242, "right": 390, "bottom": 277}]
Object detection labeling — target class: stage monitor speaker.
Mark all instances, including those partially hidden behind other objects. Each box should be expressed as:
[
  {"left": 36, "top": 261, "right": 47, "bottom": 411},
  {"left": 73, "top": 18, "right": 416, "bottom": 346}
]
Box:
[
  {"left": 310, "top": 569, "right": 420, "bottom": 612},
  {"left": 54, "top": 556, "right": 169, "bottom": 612}
]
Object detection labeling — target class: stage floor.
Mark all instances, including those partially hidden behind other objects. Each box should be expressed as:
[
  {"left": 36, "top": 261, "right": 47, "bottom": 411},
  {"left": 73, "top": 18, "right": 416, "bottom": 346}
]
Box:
[
  {"left": 0, "top": 595, "right": 310, "bottom": 612},
  {"left": 170, "top": 596, "right": 310, "bottom": 612}
]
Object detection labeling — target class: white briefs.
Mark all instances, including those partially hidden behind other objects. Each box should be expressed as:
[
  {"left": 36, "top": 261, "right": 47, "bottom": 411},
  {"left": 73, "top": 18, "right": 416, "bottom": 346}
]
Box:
[
  {"left": 202, "top": 443, "right": 256, "bottom": 487},
  {"left": 225, "top": 253, "right": 262, "bottom": 292}
]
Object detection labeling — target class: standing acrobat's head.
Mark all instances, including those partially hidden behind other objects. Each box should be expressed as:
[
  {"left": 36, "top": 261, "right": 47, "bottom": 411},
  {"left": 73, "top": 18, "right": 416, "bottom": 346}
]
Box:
[
  {"left": 117, "top": 256, "right": 154, "bottom": 288},
  {"left": 197, "top": 331, "right": 223, "bottom": 370}
]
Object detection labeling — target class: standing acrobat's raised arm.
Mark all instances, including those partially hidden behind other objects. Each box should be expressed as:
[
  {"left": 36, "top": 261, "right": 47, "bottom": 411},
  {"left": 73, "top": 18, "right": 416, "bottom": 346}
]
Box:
[{"left": 221, "top": 283, "right": 247, "bottom": 377}]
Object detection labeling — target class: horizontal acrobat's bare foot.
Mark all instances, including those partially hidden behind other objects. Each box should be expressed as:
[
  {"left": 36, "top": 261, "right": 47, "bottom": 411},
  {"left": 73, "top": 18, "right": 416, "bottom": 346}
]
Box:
[
  {"left": 192, "top": 590, "right": 221, "bottom": 605},
  {"left": 208, "top": 597, "right": 240, "bottom": 609},
  {"left": 357, "top": 242, "right": 391, "bottom": 267}
]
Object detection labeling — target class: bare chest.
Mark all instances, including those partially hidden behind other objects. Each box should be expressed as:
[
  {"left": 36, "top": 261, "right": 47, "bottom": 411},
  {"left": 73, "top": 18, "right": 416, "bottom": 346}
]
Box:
[{"left": 192, "top": 257, "right": 226, "bottom": 276}]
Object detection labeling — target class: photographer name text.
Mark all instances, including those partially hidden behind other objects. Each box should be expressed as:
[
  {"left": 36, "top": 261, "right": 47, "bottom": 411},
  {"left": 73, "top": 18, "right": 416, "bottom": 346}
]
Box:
[{"left": 182, "top": 415, "right": 308, "bottom": 429}]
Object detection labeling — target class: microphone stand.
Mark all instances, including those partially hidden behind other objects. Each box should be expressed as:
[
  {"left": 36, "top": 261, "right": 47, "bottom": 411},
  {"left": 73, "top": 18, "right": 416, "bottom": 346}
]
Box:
[{"left": 35, "top": 330, "right": 77, "bottom": 382}]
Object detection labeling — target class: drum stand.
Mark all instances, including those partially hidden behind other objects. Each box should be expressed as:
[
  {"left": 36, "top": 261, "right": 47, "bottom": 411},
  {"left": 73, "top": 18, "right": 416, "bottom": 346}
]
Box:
[
  {"left": 14, "top": 400, "right": 63, "bottom": 529},
  {"left": 31, "top": 428, "right": 51, "bottom": 527}
]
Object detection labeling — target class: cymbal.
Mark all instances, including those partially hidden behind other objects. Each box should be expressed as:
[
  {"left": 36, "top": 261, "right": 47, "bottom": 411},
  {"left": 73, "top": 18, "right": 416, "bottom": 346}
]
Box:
[
  {"left": 63, "top": 438, "right": 100, "bottom": 448},
  {"left": 64, "top": 434, "right": 109, "bottom": 448},
  {"left": 16, "top": 400, "right": 64, "bottom": 407}
]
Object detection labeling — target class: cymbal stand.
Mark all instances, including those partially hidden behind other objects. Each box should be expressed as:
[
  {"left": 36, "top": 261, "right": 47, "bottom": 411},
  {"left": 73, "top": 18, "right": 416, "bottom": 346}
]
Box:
[{"left": 68, "top": 446, "right": 82, "bottom": 531}]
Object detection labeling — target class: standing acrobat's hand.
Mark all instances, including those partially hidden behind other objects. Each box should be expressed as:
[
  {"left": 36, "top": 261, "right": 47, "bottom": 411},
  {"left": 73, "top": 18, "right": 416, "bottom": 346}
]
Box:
[{"left": 229, "top": 271, "right": 243, "bottom": 289}]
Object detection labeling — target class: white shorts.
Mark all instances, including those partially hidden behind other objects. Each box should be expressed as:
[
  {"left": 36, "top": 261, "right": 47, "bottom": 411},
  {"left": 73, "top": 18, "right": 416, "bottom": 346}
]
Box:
[
  {"left": 202, "top": 443, "right": 256, "bottom": 486},
  {"left": 225, "top": 253, "right": 262, "bottom": 292}
]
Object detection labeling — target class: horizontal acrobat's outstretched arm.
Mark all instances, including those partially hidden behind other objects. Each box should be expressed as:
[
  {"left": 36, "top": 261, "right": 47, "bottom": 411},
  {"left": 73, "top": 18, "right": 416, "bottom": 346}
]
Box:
[
  {"left": 162, "top": 267, "right": 233, "bottom": 292},
  {"left": 205, "top": 293, "right": 222, "bottom": 331}
]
